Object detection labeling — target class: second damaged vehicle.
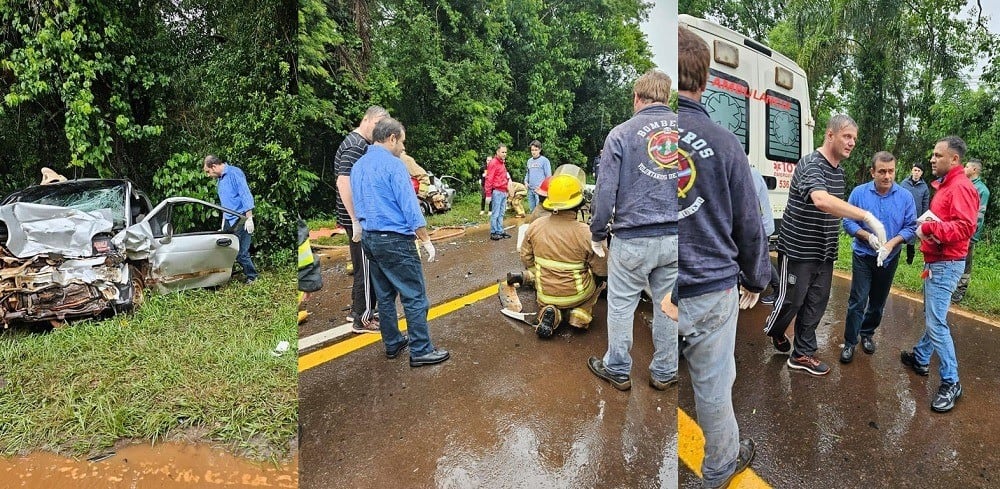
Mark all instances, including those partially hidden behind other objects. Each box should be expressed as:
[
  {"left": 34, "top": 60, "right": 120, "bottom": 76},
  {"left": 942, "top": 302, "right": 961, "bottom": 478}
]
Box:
[{"left": 0, "top": 179, "right": 246, "bottom": 328}]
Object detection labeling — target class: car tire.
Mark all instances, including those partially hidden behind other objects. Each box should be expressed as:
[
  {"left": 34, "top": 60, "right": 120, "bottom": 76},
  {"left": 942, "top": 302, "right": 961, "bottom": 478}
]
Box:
[{"left": 118, "top": 265, "right": 146, "bottom": 313}]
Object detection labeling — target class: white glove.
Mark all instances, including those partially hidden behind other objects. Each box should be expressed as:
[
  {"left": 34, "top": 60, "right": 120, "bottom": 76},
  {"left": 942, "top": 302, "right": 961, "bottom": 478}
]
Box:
[
  {"left": 876, "top": 246, "right": 890, "bottom": 267},
  {"left": 421, "top": 240, "right": 436, "bottom": 262},
  {"left": 351, "top": 219, "right": 362, "bottom": 243},
  {"left": 591, "top": 240, "right": 606, "bottom": 258},
  {"left": 244, "top": 216, "right": 254, "bottom": 234},
  {"left": 862, "top": 211, "right": 887, "bottom": 245},
  {"left": 866, "top": 233, "right": 881, "bottom": 252},
  {"left": 738, "top": 286, "right": 759, "bottom": 310}
]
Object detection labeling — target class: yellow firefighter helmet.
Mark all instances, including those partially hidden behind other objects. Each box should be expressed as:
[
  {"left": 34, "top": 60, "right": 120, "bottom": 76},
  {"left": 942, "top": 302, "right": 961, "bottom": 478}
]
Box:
[{"left": 542, "top": 174, "right": 584, "bottom": 211}]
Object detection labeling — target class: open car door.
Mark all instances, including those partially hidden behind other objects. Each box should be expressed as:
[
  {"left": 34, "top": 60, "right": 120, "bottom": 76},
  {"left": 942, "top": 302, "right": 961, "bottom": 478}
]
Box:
[{"left": 138, "top": 197, "right": 244, "bottom": 293}]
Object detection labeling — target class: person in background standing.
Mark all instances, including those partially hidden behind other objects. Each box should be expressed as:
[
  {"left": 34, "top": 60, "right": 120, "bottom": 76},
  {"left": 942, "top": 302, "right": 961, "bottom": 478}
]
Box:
[
  {"left": 899, "top": 162, "right": 930, "bottom": 265},
  {"left": 952, "top": 158, "right": 990, "bottom": 303},
  {"left": 524, "top": 140, "right": 552, "bottom": 212},
  {"left": 485, "top": 144, "right": 511, "bottom": 240}
]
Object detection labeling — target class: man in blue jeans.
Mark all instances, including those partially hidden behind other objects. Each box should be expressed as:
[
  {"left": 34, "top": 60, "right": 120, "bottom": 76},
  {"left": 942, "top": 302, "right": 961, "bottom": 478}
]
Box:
[
  {"left": 840, "top": 152, "right": 916, "bottom": 364},
  {"left": 485, "top": 144, "right": 510, "bottom": 240},
  {"left": 586, "top": 68, "right": 678, "bottom": 394},
  {"left": 673, "top": 26, "right": 771, "bottom": 489},
  {"left": 901, "top": 136, "right": 979, "bottom": 412},
  {"left": 351, "top": 117, "right": 449, "bottom": 367},
  {"left": 203, "top": 155, "right": 258, "bottom": 283},
  {"left": 524, "top": 140, "right": 552, "bottom": 212}
]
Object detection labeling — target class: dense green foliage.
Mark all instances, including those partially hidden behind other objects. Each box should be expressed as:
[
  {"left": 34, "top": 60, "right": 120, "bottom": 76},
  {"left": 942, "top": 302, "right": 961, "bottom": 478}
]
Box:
[
  {"left": 1, "top": 1, "right": 299, "bottom": 256},
  {"left": 300, "top": 0, "right": 655, "bottom": 213},
  {"left": 680, "top": 0, "right": 1000, "bottom": 234}
]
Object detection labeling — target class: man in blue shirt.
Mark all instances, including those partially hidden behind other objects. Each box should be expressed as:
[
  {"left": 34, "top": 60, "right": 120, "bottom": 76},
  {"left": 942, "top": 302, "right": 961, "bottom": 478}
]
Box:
[
  {"left": 351, "top": 117, "right": 449, "bottom": 367},
  {"left": 840, "top": 151, "right": 917, "bottom": 363},
  {"left": 524, "top": 140, "right": 552, "bottom": 212},
  {"left": 203, "top": 155, "right": 258, "bottom": 283}
]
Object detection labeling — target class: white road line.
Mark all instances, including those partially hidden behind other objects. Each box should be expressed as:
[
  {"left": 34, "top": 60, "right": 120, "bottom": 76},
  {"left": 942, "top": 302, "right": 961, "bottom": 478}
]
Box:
[{"left": 298, "top": 323, "right": 353, "bottom": 351}]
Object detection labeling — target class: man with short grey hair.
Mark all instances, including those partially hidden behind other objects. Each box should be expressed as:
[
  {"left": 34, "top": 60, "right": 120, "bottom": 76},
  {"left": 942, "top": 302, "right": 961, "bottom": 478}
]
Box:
[{"left": 763, "top": 114, "right": 888, "bottom": 377}]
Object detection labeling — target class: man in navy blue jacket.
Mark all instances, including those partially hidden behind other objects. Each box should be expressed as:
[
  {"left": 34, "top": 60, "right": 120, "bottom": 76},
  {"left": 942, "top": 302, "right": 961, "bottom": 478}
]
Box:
[
  {"left": 586, "top": 69, "right": 678, "bottom": 393},
  {"left": 675, "top": 25, "right": 770, "bottom": 489}
]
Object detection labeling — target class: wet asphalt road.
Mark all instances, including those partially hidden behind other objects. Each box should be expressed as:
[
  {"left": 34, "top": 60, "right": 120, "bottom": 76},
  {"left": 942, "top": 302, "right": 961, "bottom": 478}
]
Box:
[
  {"left": 299, "top": 224, "right": 999, "bottom": 488},
  {"left": 299, "top": 224, "right": 677, "bottom": 488},
  {"left": 678, "top": 272, "right": 999, "bottom": 488}
]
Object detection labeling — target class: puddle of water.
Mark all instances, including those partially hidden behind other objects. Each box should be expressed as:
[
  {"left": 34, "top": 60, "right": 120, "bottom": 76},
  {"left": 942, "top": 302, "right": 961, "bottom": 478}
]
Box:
[{"left": 0, "top": 443, "right": 297, "bottom": 489}]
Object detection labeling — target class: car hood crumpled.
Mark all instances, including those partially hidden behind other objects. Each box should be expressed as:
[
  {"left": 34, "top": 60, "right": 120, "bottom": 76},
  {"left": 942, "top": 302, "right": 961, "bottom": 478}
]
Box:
[{"left": 0, "top": 202, "right": 116, "bottom": 258}]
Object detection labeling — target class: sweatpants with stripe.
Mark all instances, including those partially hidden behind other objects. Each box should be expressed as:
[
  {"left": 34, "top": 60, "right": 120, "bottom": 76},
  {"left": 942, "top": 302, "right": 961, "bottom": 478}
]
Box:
[
  {"left": 762, "top": 255, "right": 834, "bottom": 358},
  {"left": 345, "top": 224, "right": 378, "bottom": 325}
]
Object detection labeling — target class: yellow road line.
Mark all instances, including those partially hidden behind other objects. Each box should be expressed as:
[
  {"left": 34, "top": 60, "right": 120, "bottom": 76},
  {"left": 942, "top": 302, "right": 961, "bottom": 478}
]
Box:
[
  {"left": 298, "top": 284, "right": 497, "bottom": 372},
  {"left": 678, "top": 408, "right": 771, "bottom": 488}
]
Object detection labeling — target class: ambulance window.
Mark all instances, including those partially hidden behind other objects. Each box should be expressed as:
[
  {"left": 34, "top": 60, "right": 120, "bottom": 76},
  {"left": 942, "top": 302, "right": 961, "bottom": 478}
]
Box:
[
  {"left": 765, "top": 90, "right": 801, "bottom": 163},
  {"left": 701, "top": 69, "right": 749, "bottom": 154}
]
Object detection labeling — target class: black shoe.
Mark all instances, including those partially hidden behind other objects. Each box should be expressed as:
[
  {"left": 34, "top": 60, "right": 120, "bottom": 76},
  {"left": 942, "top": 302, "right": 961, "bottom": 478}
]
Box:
[
  {"left": 704, "top": 438, "right": 756, "bottom": 489},
  {"left": 771, "top": 334, "right": 791, "bottom": 353},
  {"left": 385, "top": 335, "right": 409, "bottom": 359},
  {"left": 243, "top": 276, "right": 258, "bottom": 284},
  {"left": 536, "top": 306, "right": 555, "bottom": 338},
  {"left": 900, "top": 350, "right": 929, "bottom": 376},
  {"left": 490, "top": 234, "right": 501, "bottom": 241},
  {"left": 500, "top": 232, "right": 512, "bottom": 239},
  {"left": 587, "top": 356, "right": 631, "bottom": 391},
  {"left": 931, "top": 382, "right": 962, "bottom": 412},
  {"left": 861, "top": 335, "right": 876, "bottom": 354},
  {"left": 650, "top": 375, "right": 677, "bottom": 390},
  {"left": 506, "top": 272, "right": 524, "bottom": 286},
  {"left": 410, "top": 349, "right": 450, "bottom": 367},
  {"left": 759, "top": 293, "right": 777, "bottom": 305},
  {"left": 951, "top": 289, "right": 965, "bottom": 303},
  {"left": 839, "top": 344, "right": 855, "bottom": 364}
]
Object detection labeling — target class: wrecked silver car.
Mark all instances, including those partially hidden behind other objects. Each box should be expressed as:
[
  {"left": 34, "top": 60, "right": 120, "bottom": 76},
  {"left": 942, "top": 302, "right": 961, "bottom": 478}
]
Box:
[{"left": 0, "top": 179, "right": 245, "bottom": 327}]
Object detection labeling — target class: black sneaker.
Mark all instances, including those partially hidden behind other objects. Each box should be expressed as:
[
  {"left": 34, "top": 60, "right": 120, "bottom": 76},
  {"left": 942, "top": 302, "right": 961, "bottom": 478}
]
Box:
[
  {"left": 771, "top": 334, "right": 791, "bottom": 353},
  {"left": 704, "top": 438, "right": 756, "bottom": 489},
  {"left": 931, "top": 382, "right": 962, "bottom": 412},
  {"left": 861, "top": 335, "right": 876, "bottom": 354},
  {"left": 900, "top": 350, "right": 929, "bottom": 376},
  {"left": 587, "top": 357, "right": 631, "bottom": 391},
  {"left": 489, "top": 233, "right": 501, "bottom": 241},
  {"left": 951, "top": 289, "right": 965, "bottom": 303},
  {"left": 787, "top": 354, "right": 830, "bottom": 376},
  {"left": 649, "top": 375, "right": 678, "bottom": 390},
  {"left": 500, "top": 232, "right": 512, "bottom": 239},
  {"left": 759, "top": 293, "right": 777, "bottom": 305},
  {"left": 839, "top": 344, "right": 855, "bottom": 364}
]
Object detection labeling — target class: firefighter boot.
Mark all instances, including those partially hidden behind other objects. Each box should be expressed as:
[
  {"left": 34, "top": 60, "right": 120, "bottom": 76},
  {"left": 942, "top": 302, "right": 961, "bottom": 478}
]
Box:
[{"left": 536, "top": 305, "right": 559, "bottom": 338}]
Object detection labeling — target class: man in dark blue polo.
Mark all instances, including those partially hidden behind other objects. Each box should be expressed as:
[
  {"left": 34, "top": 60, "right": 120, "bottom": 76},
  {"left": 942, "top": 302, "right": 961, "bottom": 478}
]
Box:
[
  {"left": 203, "top": 155, "right": 258, "bottom": 283},
  {"left": 351, "top": 117, "right": 449, "bottom": 367},
  {"left": 840, "top": 151, "right": 916, "bottom": 364}
]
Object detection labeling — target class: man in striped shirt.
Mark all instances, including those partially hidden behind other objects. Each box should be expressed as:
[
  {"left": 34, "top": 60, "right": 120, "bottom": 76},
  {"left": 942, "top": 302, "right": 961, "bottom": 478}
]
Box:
[
  {"left": 763, "top": 114, "right": 887, "bottom": 376},
  {"left": 336, "top": 106, "right": 389, "bottom": 333}
]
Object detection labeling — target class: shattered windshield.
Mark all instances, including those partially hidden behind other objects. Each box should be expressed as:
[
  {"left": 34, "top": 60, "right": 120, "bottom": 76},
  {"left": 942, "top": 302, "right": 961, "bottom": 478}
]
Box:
[{"left": 22, "top": 184, "right": 127, "bottom": 229}]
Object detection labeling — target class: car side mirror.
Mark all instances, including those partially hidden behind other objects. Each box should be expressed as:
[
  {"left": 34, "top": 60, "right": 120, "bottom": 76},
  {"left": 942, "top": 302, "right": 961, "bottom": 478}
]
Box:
[{"left": 159, "top": 223, "right": 174, "bottom": 244}]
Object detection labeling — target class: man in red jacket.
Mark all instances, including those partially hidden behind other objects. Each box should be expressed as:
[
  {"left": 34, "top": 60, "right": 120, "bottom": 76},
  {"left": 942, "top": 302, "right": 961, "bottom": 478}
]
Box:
[
  {"left": 900, "top": 135, "right": 980, "bottom": 413},
  {"left": 486, "top": 144, "right": 511, "bottom": 240}
]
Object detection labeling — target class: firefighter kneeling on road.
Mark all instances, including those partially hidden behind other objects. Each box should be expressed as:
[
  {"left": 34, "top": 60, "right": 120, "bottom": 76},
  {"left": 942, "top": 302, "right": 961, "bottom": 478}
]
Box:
[{"left": 504, "top": 174, "right": 608, "bottom": 338}]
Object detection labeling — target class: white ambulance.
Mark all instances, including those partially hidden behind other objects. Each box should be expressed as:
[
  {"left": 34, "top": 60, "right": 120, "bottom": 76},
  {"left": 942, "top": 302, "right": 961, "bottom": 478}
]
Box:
[{"left": 679, "top": 14, "right": 815, "bottom": 235}]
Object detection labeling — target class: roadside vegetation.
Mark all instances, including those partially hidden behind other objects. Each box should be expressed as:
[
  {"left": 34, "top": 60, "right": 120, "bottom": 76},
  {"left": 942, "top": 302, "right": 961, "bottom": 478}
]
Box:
[
  {"left": 0, "top": 270, "right": 297, "bottom": 462},
  {"left": 308, "top": 192, "right": 487, "bottom": 246},
  {"left": 835, "top": 233, "right": 1000, "bottom": 318}
]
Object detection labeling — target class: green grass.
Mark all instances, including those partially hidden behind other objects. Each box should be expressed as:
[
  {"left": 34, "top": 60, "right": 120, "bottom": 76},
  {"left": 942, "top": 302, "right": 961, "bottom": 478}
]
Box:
[
  {"left": 835, "top": 232, "right": 1000, "bottom": 317},
  {"left": 0, "top": 269, "right": 297, "bottom": 462}
]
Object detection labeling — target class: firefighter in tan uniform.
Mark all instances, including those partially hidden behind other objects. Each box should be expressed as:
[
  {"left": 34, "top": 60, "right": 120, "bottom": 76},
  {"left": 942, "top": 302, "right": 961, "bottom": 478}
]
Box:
[{"left": 518, "top": 174, "right": 608, "bottom": 337}]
